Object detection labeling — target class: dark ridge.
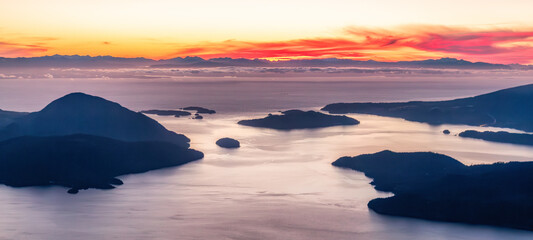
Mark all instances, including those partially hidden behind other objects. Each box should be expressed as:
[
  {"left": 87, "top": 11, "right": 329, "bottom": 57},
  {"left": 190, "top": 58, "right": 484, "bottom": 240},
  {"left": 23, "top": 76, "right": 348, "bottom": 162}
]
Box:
[
  {"left": 0, "top": 134, "right": 203, "bottom": 193},
  {"left": 333, "top": 151, "right": 467, "bottom": 192},
  {"left": 0, "top": 55, "right": 520, "bottom": 69},
  {"left": 333, "top": 150, "right": 533, "bottom": 231},
  {"left": 0, "top": 92, "right": 190, "bottom": 147},
  {"left": 238, "top": 110, "right": 359, "bottom": 130},
  {"left": 192, "top": 113, "right": 203, "bottom": 119},
  {"left": 459, "top": 130, "right": 533, "bottom": 146},
  {"left": 322, "top": 84, "right": 533, "bottom": 132},
  {"left": 182, "top": 106, "right": 216, "bottom": 114},
  {"left": 141, "top": 109, "right": 192, "bottom": 117},
  {"left": 216, "top": 138, "right": 240, "bottom": 148},
  {"left": 0, "top": 55, "right": 154, "bottom": 68},
  {"left": 0, "top": 109, "right": 29, "bottom": 128}
]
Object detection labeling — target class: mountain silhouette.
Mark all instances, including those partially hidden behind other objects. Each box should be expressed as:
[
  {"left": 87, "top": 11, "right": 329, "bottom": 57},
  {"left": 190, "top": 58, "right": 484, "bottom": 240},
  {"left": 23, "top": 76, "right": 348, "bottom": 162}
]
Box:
[
  {"left": 333, "top": 150, "right": 533, "bottom": 231},
  {"left": 323, "top": 84, "right": 533, "bottom": 132},
  {"left": 459, "top": 130, "right": 533, "bottom": 146},
  {"left": 1, "top": 55, "right": 525, "bottom": 69},
  {"left": 0, "top": 109, "right": 28, "bottom": 128},
  {"left": 0, "top": 93, "right": 190, "bottom": 147}
]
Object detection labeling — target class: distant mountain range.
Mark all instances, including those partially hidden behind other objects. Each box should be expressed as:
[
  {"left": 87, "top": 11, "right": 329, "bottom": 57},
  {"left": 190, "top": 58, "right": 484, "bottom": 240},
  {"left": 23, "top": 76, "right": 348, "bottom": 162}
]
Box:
[{"left": 0, "top": 55, "right": 530, "bottom": 69}]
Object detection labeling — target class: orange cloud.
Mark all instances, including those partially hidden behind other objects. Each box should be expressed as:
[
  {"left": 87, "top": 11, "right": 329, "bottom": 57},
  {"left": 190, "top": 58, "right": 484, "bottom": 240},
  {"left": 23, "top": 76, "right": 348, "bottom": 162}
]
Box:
[
  {"left": 163, "top": 26, "right": 533, "bottom": 64},
  {"left": 0, "top": 37, "right": 53, "bottom": 57},
  {"left": 2, "top": 25, "right": 533, "bottom": 64}
]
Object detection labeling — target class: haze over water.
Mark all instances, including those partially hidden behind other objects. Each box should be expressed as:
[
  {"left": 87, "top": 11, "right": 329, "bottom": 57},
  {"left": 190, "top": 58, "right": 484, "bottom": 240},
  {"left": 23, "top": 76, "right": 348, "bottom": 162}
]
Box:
[
  {"left": 1, "top": 76, "right": 533, "bottom": 239},
  {"left": 2, "top": 0, "right": 533, "bottom": 238}
]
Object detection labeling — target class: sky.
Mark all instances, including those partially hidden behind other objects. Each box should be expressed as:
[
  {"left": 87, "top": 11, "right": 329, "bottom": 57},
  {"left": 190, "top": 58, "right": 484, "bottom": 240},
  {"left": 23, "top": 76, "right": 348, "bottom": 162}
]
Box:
[{"left": 1, "top": 0, "right": 533, "bottom": 64}]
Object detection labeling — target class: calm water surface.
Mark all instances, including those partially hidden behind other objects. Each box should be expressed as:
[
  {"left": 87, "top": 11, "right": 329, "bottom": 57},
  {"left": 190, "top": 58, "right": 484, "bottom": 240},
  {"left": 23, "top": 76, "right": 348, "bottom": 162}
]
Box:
[{"left": 0, "top": 78, "right": 533, "bottom": 240}]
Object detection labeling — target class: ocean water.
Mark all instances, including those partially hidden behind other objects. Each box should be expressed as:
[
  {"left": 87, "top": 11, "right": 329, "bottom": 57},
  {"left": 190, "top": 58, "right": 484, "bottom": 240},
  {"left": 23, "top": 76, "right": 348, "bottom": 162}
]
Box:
[{"left": 0, "top": 77, "right": 533, "bottom": 239}]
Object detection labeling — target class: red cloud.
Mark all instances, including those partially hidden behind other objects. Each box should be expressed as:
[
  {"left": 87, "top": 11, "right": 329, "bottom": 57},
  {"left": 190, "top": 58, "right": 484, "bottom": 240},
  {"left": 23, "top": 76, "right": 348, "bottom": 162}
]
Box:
[
  {"left": 0, "top": 41, "right": 50, "bottom": 57},
  {"left": 403, "top": 31, "right": 533, "bottom": 54},
  {"left": 165, "top": 37, "right": 406, "bottom": 60},
  {"left": 165, "top": 26, "right": 533, "bottom": 64}
]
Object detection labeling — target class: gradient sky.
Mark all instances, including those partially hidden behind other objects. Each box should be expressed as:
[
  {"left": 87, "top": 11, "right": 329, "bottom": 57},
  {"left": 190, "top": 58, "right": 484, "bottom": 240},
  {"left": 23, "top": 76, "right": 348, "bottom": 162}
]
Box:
[{"left": 1, "top": 0, "right": 533, "bottom": 64}]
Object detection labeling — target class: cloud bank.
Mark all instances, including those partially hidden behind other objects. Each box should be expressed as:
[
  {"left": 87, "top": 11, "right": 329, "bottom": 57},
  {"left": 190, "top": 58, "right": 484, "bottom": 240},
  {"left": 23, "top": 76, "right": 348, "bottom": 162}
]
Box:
[
  {"left": 1, "top": 25, "right": 533, "bottom": 64},
  {"left": 165, "top": 26, "right": 533, "bottom": 64}
]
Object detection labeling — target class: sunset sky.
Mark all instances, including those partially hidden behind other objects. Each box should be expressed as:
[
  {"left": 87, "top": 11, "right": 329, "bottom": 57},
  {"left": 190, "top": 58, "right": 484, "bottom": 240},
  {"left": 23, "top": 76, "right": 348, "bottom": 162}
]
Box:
[{"left": 1, "top": 0, "right": 533, "bottom": 64}]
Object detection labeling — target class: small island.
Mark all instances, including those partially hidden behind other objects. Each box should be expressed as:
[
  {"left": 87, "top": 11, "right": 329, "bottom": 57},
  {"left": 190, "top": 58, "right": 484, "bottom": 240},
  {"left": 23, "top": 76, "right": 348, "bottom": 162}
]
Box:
[
  {"left": 216, "top": 137, "right": 240, "bottom": 148},
  {"left": 141, "top": 107, "right": 216, "bottom": 118},
  {"left": 182, "top": 106, "right": 216, "bottom": 114},
  {"left": 459, "top": 130, "right": 533, "bottom": 146},
  {"left": 192, "top": 113, "right": 203, "bottom": 119},
  {"left": 141, "top": 109, "right": 192, "bottom": 117},
  {"left": 333, "top": 150, "right": 533, "bottom": 231},
  {"left": 238, "top": 110, "right": 359, "bottom": 130},
  {"left": 442, "top": 129, "right": 450, "bottom": 134},
  {"left": 322, "top": 84, "right": 533, "bottom": 132}
]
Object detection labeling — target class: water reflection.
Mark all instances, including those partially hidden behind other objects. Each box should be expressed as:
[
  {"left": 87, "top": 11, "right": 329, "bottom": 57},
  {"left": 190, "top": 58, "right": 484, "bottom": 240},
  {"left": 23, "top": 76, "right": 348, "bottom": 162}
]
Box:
[{"left": 1, "top": 91, "right": 533, "bottom": 239}]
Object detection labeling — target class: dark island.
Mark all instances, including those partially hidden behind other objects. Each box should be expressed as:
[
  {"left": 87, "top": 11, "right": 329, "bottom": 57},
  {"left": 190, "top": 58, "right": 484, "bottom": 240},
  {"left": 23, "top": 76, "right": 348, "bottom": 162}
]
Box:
[
  {"left": 0, "top": 93, "right": 190, "bottom": 148},
  {"left": 442, "top": 129, "right": 451, "bottom": 135},
  {"left": 141, "top": 109, "right": 192, "bottom": 117},
  {"left": 216, "top": 137, "right": 240, "bottom": 148},
  {"left": 238, "top": 110, "right": 359, "bottom": 130},
  {"left": 0, "top": 93, "right": 203, "bottom": 193},
  {"left": 0, "top": 134, "right": 203, "bottom": 193},
  {"left": 182, "top": 106, "right": 216, "bottom": 114},
  {"left": 333, "top": 150, "right": 533, "bottom": 231},
  {"left": 322, "top": 84, "right": 533, "bottom": 132},
  {"left": 459, "top": 130, "right": 533, "bottom": 146}
]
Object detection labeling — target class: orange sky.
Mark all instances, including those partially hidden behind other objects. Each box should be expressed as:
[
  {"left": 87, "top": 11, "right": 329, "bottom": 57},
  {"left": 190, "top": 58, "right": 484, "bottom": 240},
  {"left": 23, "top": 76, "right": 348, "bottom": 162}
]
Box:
[{"left": 1, "top": 0, "right": 533, "bottom": 64}]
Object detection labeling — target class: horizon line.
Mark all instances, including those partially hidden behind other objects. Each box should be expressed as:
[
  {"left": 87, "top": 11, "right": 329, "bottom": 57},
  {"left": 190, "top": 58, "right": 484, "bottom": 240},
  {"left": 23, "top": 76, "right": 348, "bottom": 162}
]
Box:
[{"left": 1, "top": 54, "right": 529, "bottom": 66}]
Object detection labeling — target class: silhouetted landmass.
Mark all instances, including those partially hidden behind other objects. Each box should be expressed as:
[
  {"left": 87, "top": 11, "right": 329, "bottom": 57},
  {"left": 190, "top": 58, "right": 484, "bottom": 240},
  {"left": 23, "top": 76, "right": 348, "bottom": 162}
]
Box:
[
  {"left": 216, "top": 138, "right": 240, "bottom": 148},
  {"left": 0, "top": 93, "right": 190, "bottom": 147},
  {"left": 153, "top": 57, "right": 269, "bottom": 68},
  {"left": 285, "top": 58, "right": 514, "bottom": 69},
  {"left": 0, "top": 93, "right": 203, "bottom": 194},
  {"left": 459, "top": 130, "right": 533, "bottom": 146},
  {"left": 141, "top": 107, "right": 215, "bottom": 118},
  {"left": 0, "top": 55, "right": 154, "bottom": 68},
  {"left": 0, "top": 134, "right": 203, "bottom": 193},
  {"left": 323, "top": 84, "right": 533, "bottom": 132},
  {"left": 3, "top": 55, "right": 528, "bottom": 70},
  {"left": 0, "top": 109, "right": 28, "bottom": 128},
  {"left": 333, "top": 150, "right": 533, "bottom": 231},
  {"left": 442, "top": 129, "right": 450, "bottom": 135},
  {"left": 152, "top": 57, "right": 515, "bottom": 69},
  {"left": 141, "top": 109, "right": 192, "bottom": 117},
  {"left": 182, "top": 106, "right": 216, "bottom": 114},
  {"left": 238, "top": 110, "right": 359, "bottom": 130}
]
